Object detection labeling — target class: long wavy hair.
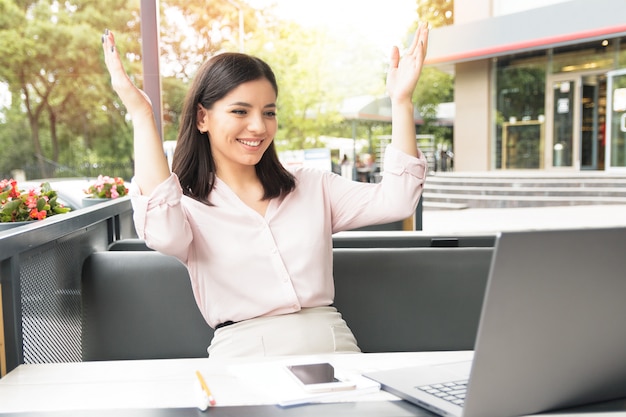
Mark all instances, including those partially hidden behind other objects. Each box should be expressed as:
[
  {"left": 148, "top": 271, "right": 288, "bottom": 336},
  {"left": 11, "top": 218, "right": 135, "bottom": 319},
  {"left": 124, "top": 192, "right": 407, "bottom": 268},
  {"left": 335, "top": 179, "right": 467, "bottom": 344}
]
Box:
[{"left": 171, "top": 53, "right": 296, "bottom": 204}]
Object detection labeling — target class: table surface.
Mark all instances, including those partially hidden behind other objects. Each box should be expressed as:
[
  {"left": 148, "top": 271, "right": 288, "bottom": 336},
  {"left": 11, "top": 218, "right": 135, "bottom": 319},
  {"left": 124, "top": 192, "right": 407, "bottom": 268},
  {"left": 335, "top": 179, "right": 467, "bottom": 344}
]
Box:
[{"left": 1, "top": 351, "right": 625, "bottom": 417}]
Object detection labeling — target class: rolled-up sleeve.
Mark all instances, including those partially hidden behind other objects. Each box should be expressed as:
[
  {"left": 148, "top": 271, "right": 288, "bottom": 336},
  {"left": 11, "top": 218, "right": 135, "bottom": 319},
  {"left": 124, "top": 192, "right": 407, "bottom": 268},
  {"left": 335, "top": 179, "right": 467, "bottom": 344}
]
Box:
[
  {"left": 327, "top": 145, "right": 427, "bottom": 232},
  {"left": 130, "top": 173, "right": 193, "bottom": 262},
  {"left": 383, "top": 145, "right": 428, "bottom": 180}
]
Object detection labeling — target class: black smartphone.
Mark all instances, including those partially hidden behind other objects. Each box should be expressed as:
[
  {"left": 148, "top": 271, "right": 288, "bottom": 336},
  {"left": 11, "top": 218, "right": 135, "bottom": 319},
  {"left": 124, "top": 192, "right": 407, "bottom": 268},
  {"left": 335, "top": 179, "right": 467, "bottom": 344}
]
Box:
[{"left": 286, "top": 363, "right": 356, "bottom": 393}]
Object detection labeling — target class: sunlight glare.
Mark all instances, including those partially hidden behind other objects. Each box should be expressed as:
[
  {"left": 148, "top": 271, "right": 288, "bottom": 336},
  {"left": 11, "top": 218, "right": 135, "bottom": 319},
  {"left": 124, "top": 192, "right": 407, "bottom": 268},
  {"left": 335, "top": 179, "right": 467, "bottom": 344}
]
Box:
[{"left": 247, "top": 0, "right": 418, "bottom": 53}]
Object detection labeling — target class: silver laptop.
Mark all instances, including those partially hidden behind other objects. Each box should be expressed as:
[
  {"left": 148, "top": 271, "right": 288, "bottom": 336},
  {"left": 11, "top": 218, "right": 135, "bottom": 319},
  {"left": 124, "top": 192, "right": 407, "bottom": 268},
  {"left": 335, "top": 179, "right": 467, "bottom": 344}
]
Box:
[{"left": 365, "top": 227, "right": 626, "bottom": 417}]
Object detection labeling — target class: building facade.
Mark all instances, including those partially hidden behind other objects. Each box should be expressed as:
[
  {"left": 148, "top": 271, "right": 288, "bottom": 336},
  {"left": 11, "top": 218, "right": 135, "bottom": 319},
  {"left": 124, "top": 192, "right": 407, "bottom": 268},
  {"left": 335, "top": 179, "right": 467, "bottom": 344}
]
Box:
[{"left": 427, "top": 0, "right": 626, "bottom": 172}]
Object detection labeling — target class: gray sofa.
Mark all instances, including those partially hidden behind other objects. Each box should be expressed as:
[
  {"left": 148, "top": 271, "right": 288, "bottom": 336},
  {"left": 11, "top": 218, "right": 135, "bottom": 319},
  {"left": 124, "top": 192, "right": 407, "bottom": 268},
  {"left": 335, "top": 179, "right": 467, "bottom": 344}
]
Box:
[{"left": 82, "top": 242, "right": 494, "bottom": 361}]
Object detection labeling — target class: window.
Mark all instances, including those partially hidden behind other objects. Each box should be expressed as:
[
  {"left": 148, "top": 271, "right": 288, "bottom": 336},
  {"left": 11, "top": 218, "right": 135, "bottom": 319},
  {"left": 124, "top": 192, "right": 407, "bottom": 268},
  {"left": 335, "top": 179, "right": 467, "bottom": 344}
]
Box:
[{"left": 494, "top": 52, "right": 547, "bottom": 169}]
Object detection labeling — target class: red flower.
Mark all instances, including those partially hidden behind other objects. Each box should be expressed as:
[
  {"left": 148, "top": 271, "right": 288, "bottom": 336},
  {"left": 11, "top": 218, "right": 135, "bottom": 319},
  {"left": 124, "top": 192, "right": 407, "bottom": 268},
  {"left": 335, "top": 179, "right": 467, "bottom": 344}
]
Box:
[{"left": 1, "top": 179, "right": 71, "bottom": 223}]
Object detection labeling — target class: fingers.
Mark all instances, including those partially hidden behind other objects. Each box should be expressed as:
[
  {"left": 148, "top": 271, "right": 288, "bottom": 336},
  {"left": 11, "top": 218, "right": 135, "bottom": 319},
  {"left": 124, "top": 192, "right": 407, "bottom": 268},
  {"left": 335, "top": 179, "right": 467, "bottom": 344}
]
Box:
[
  {"left": 100, "top": 28, "right": 134, "bottom": 96},
  {"left": 386, "top": 22, "right": 430, "bottom": 100},
  {"left": 101, "top": 29, "right": 124, "bottom": 78},
  {"left": 417, "top": 22, "right": 429, "bottom": 60},
  {"left": 389, "top": 45, "right": 400, "bottom": 69},
  {"left": 406, "top": 23, "right": 422, "bottom": 57},
  {"left": 101, "top": 29, "right": 122, "bottom": 73},
  {"left": 409, "top": 22, "right": 429, "bottom": 61},
  {"left": 101, "top": 29, "right": 115, "bottom": 55}
]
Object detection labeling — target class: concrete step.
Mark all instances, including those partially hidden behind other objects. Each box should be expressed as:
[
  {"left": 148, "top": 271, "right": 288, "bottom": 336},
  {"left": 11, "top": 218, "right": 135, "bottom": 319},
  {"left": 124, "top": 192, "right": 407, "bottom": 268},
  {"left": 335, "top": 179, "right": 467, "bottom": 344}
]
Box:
[
  {"left": 422, "top": 172, "right": 626, "bottom": 209},
  {"left": 427, "top": 175, "right": 626, "bottom": 188},
  {"left": 423, "top": 192, "right": 626, "bottom": 209},
  {"left": 422, "top": 201, "right": 469, "bottom": 210},
  {"left": 424, "top": 184, "right": 626, "bottom": 197}
]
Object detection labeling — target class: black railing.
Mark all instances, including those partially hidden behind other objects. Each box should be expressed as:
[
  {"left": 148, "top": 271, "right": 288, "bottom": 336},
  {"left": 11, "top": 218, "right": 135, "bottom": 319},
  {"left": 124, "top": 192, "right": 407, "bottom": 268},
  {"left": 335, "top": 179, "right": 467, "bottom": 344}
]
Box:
[{"left": 0, "top": 197, "right": 136, "bottom": 376}]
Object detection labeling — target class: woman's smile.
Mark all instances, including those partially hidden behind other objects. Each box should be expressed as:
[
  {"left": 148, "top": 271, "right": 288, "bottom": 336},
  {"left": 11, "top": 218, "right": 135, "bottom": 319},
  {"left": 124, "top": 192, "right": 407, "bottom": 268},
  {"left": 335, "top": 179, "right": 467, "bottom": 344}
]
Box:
[{"left": 237, "top": 138, "right": 264, "bottom": 148}]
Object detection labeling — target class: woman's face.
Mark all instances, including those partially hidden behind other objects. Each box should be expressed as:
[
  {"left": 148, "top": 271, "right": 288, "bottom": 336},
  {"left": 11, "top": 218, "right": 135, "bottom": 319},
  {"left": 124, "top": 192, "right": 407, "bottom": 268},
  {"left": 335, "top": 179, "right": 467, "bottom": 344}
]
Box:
[{"left": 197, "top": 78, "right": 277, "bottom": 173}]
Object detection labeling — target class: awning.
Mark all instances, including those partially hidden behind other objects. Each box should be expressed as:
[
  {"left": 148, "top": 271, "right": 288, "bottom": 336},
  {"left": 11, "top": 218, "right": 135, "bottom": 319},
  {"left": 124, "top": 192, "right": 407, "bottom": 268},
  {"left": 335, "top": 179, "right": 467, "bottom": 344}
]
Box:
[
  {"left": 426, "top": 0, "right": 626, "bottom": 66},
  {"left": 340, "top": 95, "right": 419, "bottom": 123},
  {"left": 340, "top": 96, "right": 454, "bottom": 126}
]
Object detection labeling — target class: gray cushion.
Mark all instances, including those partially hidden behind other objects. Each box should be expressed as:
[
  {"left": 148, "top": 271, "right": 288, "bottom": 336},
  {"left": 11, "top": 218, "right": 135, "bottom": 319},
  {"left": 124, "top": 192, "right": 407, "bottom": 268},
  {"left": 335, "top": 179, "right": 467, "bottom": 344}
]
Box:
[
  {"left": 81, "top": 251, "right": 213, "bottom": 361},
  {"left": 333, "top": 247, "right": 493, "bottom": 352}
]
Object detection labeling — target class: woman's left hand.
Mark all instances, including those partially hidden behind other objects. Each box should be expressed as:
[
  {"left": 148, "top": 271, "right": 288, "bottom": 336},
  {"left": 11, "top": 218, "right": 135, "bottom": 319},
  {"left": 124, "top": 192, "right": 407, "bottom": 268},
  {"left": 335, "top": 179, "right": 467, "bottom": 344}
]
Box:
[{"left": 386, "top": 22, "right": 430, "bottom": 103}]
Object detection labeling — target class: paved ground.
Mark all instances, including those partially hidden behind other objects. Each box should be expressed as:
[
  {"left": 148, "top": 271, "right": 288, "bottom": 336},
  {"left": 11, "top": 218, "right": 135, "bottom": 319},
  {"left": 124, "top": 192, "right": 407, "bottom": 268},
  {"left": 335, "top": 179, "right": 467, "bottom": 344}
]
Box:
[{"left": 421, "top": 204, "right": 626, "bottom": 234}]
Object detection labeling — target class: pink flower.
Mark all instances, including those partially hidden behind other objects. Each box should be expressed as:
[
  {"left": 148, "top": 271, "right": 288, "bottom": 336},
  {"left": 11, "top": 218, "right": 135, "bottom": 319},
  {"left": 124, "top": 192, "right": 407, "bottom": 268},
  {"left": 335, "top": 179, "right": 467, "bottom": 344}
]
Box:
[{"left": 84, "top": 175, "right": 129, "bottom": 199}]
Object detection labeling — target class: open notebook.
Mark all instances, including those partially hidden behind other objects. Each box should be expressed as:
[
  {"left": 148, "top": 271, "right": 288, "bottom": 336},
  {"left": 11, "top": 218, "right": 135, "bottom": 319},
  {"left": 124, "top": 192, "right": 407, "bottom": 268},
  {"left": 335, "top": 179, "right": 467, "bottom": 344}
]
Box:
[{"left": 365, "top": 227, "right": 626, "bottom": 417}]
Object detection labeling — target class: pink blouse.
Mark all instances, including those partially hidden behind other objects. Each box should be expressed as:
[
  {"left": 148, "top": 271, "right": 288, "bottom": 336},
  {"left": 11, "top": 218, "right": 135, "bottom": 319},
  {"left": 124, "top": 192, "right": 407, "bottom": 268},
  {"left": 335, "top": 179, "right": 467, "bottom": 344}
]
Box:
[{"left": 131, "top": 145, "right": 427, "bottom": 328}]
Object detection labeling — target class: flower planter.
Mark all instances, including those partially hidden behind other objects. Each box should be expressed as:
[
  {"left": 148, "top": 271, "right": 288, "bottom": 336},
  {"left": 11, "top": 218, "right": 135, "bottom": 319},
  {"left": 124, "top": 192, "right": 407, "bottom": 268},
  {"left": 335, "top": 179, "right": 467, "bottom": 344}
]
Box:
[
  {"left": 0, "top": 221, "right": 34, "bottom": 231},
  {"left": 1, "top": 178, "right": 72, "bottom": 223},
  {"left": 82, "top": 197, "right": 111, "bottom": 207},
  {"left": 84, "top": 176, "right": 129, "bottom": 204}
]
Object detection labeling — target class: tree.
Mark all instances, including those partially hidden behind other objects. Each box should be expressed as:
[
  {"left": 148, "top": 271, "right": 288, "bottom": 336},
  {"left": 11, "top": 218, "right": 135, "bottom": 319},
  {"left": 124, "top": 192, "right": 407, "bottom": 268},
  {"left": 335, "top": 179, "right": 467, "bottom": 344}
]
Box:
[
  {"left": 244, "top": 21, "right": 346, "bottom": 149},
  {"left": 0, "top": 0, "right": 457, "bottom": 180},
  {"left": 0, "top": 107, "right": 32, "bottom": 179},
  {"left": 240, "top": 10, "right": 394, "bottom": 150},
  {"left": 159, "top": 0, "right": 263, "bottom": 79},
  {"left": 0, "top": 0, "right": 140, "bottom": 179},
  {"left": 412, "top": 0, "right": 455, "bottom": 146},
  {"left": 417, "top": 0, "right": 453, "bottom": 27}
]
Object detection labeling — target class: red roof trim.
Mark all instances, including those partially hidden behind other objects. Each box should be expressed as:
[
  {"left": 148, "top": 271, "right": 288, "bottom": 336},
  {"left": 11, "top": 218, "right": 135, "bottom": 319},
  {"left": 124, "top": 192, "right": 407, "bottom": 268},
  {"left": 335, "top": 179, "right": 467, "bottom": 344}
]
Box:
[{"left": 426, "top": 24, "right": 626, "bottom": 65}]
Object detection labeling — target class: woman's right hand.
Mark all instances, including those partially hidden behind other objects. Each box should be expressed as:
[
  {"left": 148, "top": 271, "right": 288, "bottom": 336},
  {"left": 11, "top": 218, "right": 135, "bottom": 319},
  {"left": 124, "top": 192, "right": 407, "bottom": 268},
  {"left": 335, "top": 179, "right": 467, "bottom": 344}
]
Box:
[
  {"left": 101, "top": 29, "right": 172, "bottom": 195},
  {"left": 101, "top": 29, "right": 154, "bottom": 118}
]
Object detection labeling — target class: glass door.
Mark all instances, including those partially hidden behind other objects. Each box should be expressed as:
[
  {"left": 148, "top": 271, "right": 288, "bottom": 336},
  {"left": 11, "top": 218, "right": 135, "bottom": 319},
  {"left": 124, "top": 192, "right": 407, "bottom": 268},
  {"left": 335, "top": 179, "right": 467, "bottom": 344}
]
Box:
[
  {"left": 606, "top": 69, "right": 626, "bottom": 171},
  {"left": 580, "top": 74, "right": 607, "bottom": 170},
  {"left": 551, "top": 80, "right": 576, "bottom": 167}
]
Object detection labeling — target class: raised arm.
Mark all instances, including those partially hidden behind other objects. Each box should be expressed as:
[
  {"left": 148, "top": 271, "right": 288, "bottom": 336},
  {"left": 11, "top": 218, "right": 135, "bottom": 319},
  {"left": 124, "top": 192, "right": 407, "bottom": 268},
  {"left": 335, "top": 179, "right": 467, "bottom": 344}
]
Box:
[
  {"left": 101, "top": 30, "right": 171, "bottom": 195},
  {"left": 386, "top": 22, "right": 430, "bottom": 157}
]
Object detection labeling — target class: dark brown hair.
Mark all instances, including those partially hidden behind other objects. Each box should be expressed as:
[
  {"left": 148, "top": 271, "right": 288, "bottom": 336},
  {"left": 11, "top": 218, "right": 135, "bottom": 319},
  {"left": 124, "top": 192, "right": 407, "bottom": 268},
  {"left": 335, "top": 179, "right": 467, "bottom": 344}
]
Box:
[{"left": 172, "top": 53, "right": 295, "bottom": 203}]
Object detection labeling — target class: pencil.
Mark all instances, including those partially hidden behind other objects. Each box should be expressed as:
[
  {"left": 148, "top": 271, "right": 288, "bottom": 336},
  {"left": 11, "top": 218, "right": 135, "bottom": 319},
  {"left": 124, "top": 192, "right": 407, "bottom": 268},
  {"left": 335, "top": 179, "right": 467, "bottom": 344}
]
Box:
[{"left": 195, "top": 370, "right": 217, "bottom": 406}]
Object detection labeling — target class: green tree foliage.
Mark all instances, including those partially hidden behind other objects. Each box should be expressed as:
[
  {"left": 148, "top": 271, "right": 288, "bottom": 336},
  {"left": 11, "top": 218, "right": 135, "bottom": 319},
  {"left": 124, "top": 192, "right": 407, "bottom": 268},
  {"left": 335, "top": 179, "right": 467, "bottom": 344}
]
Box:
[
  {"left": 417, "top": 0, "right": 453, "bottom": 27},
  {"left": 159, "top": 0, "right": 261, "bottom": 79},
  {"left": 245, "top": 21, "right": 351, "bottom": 150},
  {"left": 414, "top": 66, "right": 454, "bottom": 141},
  {"left": 0, "top": 108, "right": 32, "bottom": 177},
  {"left": 413, "top": 0, "right": 455, "bottom": 144},
  {"left": 0, "top": 0, "right": 140, "bottom": 179},
  {"left": 0, "top": 0, "right": 458, "bottom": 180}
]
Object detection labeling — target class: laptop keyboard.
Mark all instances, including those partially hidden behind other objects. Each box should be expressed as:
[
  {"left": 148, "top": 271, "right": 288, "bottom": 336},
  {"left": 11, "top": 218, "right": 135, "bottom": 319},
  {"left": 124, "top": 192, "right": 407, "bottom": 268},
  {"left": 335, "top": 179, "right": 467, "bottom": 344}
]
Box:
[{"left": 416, "top": 380, "right": 468, "bottom": 406}]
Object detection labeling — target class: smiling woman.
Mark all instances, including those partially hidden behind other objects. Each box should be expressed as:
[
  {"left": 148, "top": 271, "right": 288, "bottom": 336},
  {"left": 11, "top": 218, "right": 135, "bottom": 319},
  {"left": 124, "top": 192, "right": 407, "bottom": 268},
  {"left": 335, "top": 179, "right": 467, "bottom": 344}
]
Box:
[{"left": 100, "top": 22, "right": 430, "bottom": 358}]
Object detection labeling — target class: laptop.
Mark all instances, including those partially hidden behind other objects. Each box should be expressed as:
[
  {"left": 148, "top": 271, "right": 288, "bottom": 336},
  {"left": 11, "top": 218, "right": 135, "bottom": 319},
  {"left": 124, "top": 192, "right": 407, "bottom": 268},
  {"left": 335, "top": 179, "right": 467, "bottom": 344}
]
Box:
[{"left": 364, "top": 226, "right": 626, "bottom": 417}]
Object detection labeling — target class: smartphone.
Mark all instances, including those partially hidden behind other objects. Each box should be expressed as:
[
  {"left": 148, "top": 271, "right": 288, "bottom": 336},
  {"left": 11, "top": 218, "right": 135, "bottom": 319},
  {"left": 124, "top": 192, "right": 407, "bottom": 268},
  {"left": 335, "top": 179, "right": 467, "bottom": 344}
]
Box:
[{"left": 286, "top": 363, "right": 357, "bottom": 393}]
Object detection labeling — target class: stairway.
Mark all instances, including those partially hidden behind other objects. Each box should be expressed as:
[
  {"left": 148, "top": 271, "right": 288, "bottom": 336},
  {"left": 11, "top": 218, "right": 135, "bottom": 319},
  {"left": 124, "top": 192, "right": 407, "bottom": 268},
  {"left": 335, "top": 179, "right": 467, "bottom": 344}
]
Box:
[{"left": 422, "top": 172, "right": 626, "bottom": 210}]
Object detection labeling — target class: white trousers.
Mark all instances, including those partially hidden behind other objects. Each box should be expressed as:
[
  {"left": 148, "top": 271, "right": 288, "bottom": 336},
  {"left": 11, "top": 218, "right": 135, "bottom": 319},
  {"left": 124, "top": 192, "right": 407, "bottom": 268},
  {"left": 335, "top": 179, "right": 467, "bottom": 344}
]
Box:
[{"left": 207, "top": 306, "right": 361, "bottom": 358}]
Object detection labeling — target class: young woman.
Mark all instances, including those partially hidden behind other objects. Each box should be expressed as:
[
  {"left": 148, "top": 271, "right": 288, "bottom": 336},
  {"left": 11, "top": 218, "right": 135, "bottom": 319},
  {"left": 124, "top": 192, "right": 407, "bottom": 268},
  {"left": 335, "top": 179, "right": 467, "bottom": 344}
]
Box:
[{"left": 101, "top": 22, "right": 429, "bottom": 358}]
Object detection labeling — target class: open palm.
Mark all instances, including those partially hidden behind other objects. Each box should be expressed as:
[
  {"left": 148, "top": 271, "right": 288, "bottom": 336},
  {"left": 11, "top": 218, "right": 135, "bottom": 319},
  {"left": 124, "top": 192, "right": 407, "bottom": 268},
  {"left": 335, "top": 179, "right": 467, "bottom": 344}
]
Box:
[{"left": 386, "top": 23, "right": 429, "bottom": 103}]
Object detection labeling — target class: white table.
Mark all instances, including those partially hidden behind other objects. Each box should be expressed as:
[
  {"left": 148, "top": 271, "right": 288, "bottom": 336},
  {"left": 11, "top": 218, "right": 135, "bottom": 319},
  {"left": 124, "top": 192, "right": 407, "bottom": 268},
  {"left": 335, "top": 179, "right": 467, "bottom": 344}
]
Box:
[
  {"left": 1, "top": 351, "right": 625, "bottom": 417},
  {"left": 0, "top": 351, "right": 469, "bottom": 414}
]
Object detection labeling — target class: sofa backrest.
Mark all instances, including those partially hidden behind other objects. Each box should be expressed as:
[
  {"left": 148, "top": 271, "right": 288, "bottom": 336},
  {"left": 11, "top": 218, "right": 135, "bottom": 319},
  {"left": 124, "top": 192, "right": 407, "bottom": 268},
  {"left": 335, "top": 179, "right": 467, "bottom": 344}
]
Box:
[
  {"left": 81, "top": 251, "right": 213, "bottom": 361},
  {"left": 107, "top": 232, "right": 498, "bottom": 251},
  {"left": 333, "top": 231, "right": 497, "bottom": 248},
  {"left": 82, "top": 245, "right": 494, "bottom": 360},
  {"left": 333, "top": 247, "right": 493, "bottom": 352}
]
